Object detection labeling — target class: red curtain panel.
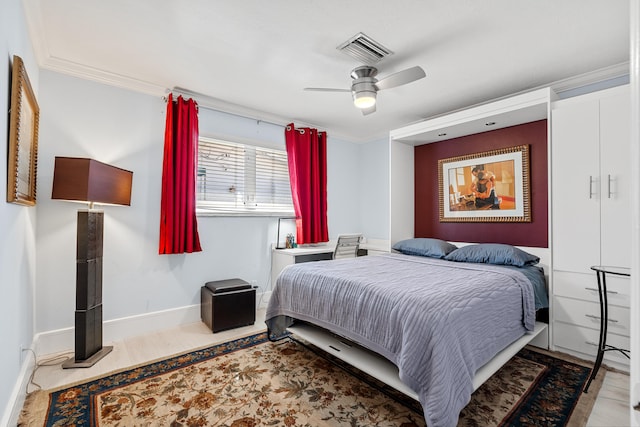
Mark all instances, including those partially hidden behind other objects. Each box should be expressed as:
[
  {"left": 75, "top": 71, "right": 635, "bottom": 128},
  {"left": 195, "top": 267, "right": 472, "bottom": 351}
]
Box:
[
  {"left": 159, "top": 94, "right": 202, "bottom": 254},
  {"left": 285, "top": 123, "right": 329, "bottom": 245}
]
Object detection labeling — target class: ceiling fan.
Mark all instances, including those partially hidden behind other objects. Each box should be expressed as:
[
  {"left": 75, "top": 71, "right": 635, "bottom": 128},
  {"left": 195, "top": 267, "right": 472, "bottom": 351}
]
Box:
[{"left": 304, "top": 65, "right": 426, "bottom": 115}]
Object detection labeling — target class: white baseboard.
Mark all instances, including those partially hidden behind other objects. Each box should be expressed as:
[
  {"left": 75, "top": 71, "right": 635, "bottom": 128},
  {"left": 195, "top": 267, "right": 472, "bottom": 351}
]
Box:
[
  {"left": 34, "top": 304, "right": 201, "bottom": 357},
  {"left": 34, "top": 291, "right": 270, "bottom": 357},
  {"left": 2, "top": 348, "right": 36, "bottom": 427}
]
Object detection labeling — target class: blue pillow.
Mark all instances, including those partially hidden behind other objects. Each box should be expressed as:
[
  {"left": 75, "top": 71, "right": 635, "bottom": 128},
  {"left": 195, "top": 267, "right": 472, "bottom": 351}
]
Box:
[
  {"left": 392, "top": 238, "right": 458, "bottom": 259},
  {"left": 444, "top": 243, "right": 539, "bottom": 267}
]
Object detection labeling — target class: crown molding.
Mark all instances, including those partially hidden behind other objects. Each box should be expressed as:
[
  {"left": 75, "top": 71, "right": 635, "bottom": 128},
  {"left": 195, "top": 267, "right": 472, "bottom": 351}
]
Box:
[
  {"left": 549, "top": 62, "right": 629, "bottom": 93},
  {"left": 41, "top": 56, "right": 167, "bottom": 97}
]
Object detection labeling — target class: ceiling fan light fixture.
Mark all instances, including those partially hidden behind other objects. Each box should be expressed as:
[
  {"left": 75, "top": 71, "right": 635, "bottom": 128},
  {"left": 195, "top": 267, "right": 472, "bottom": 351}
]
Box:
[
  {"left": 353, "top": 91, "right": 376, "bottom": 109},
  {"left": 304, "top": 64, "right": 424, "bottom": 114}
]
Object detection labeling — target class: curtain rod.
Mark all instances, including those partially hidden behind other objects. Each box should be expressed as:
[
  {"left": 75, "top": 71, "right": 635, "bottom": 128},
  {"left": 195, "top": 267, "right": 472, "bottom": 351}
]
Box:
[
  {"left": 163, "top": 93, "right": 286, "bottom": 129},
  {"left": 163, "top": 90, "right": 289, "bottom": 130},
  {"left": 164, "top": 87, "right": 323, "bottom": 132}
]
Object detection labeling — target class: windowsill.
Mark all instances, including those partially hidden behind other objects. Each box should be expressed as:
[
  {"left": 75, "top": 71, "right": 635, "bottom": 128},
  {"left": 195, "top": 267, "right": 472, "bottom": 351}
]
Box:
[{"left": 196, "top": 210, "right": 295, "bottom": 218}]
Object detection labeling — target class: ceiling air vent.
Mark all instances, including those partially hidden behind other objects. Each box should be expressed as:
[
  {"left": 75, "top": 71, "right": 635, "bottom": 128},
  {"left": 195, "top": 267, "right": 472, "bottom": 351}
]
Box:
[{"left": 337, "top": 32, "right": 393, "bottom": 64}]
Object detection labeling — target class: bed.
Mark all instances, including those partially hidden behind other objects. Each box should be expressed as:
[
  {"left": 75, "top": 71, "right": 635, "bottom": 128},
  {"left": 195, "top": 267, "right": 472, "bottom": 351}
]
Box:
[{"left": 266, "top": 240, "right": 549, "bottom": 427}]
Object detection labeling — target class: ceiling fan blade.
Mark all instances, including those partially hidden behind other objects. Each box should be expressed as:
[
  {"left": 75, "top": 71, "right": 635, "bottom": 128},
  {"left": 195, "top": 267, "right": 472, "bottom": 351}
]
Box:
[
  {"left": 304, "top": 87, "right": 351, "bottom": 92},
  {"left": 361, "top": 104, "right": 376, "bottom": 115},
  {"left": 375, "top": 66, "right": 426, "bottom": 90}
]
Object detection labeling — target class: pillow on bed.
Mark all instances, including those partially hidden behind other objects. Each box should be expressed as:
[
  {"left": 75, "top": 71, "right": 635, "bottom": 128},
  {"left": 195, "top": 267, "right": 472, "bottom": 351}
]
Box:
[
  {"left": 443, "top": 243, "right": 539, "bottom": 267},
  {"left": 392, "top": 238, "right": 457, "bottom": 258}
]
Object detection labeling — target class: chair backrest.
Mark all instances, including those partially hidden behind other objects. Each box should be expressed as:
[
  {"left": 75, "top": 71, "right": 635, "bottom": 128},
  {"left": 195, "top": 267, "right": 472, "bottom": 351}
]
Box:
[{"left": 333, "top": 234, "right": 363, "bottom": 259}]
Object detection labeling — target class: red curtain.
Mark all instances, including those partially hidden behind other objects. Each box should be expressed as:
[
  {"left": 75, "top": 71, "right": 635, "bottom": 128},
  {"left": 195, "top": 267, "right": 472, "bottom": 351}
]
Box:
[
  {"left": 159, "top": 94, "right": 202, "bottom": 254},
  {"left": 285, "top": 123, "right": 329, "bottom": 244}
]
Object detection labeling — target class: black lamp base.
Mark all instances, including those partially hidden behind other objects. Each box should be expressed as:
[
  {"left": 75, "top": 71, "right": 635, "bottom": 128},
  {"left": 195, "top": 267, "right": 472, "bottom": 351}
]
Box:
[
  {"left": 63, "top": 210, "right": 112, "bottom": 369},
  {"left": 62, "top": 345, "right": 113, "bottom": 369}
]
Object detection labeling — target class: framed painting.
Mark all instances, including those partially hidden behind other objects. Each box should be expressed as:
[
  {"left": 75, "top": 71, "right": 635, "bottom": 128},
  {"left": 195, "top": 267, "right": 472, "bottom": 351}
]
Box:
[
  {"left": 438, "top": 145, "right": 531, "bottom": 222},
  {"left": 7, "top": 55, "right": 40, "bottom": 206}
]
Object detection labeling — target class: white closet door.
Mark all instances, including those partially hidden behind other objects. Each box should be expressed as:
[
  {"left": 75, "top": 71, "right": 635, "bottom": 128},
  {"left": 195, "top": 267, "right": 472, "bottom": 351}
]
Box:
[
  {"left": 551, "top": 100, "right": 600, "bottom": 273},
  {"left": 600, "top": 90, "right": 631, "bottom": 268}
]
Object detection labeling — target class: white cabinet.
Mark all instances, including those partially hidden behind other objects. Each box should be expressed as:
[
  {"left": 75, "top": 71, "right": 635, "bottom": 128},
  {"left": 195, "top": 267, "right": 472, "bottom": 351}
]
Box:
[
  {"left": 552, "top": 99, "right": 600, "bottom": 272},
  {"left": 600, "top": 94, "right": 632, "bottom": 267},
  {"left": 551, "top": 85, "right": 630, "bottom": 369}
]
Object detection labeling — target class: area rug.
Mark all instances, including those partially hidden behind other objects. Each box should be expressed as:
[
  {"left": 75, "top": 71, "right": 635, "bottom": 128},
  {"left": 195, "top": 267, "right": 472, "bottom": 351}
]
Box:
[{"left": 19, "top": 332, "right": 602, "bottom": 426}]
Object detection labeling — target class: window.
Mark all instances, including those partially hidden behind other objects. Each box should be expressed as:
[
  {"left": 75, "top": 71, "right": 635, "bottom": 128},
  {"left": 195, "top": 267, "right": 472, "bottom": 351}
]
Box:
[{"left": 196, "top": 137, "right": 294, "bottom": 215}]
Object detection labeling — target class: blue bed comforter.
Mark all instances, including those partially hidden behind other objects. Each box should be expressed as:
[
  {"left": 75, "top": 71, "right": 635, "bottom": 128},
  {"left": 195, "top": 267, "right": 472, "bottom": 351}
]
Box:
[{"left": 266, "top": 253, "right": 537, "bottom": 427}]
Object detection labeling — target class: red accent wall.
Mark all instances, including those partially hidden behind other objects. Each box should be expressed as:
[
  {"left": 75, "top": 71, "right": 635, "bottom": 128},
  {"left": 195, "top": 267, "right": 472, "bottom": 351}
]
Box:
[{"left": 414, "top": 120, "right": 548, "bottom": 247}]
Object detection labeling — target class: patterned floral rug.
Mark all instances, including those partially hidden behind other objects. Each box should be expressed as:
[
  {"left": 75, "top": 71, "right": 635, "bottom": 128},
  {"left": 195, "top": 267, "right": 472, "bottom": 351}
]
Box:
[{"left": 19, "top": 332, "right": 601, "bottom": 426}]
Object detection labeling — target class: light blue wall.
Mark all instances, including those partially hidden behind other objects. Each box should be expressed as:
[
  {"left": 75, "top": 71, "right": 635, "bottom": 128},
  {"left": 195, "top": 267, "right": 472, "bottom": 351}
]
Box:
[
  {"left": 0, "top": 0, "right": 39, "bottom": 422},
  {"left": 35, "top": 70, "right": 367, "bottom": 333},
  {"left": 327, "top": 136, "right": 363, "bottom": 236},
  {"left": 358, "top": 137, "right": 390, "bottom": 240}
]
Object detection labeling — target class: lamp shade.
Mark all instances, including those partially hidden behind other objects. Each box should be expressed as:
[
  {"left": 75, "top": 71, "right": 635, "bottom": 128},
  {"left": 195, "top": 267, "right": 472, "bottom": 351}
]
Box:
[{"left": 51, "top": 157, "right": 133, "bottom": 206}]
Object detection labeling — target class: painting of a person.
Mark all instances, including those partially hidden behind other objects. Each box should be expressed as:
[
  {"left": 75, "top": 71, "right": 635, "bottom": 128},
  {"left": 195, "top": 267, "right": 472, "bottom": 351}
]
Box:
[
  {"left": 472, "top": 171, "right": 499, "bottom": 209},
  {"left": 470, "top": 166, "right": 494, "bottom": 190}
]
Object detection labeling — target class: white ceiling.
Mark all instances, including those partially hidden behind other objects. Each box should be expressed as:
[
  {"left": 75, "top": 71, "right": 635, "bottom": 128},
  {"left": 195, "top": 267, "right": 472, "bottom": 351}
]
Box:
[{"left": 23, "top": 0, "right": 630, "bottom": 142}]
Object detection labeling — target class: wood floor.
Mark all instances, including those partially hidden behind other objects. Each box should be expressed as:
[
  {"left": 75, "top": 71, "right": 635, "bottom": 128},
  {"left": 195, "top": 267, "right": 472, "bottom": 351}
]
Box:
[
  {"left": 587, "top": 370, "right": 630, "bottom": 427},
  {"left": 27, "top": 309, "right": 630, "bottom": 426}
]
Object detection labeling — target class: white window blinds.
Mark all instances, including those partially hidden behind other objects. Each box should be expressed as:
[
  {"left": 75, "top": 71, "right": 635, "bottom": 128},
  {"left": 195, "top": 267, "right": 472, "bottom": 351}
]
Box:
[{"left": 197, "top": 138, "right": 294, "bottom": 215}]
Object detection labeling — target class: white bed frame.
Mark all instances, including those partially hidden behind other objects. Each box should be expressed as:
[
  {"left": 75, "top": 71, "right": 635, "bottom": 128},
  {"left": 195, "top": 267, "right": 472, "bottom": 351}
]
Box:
[
  {"left": 288, "top": 322, "right": 547, "bottom": 401},
  {"left": 287, "top": 244, "right": 551, "bottom": 402}
]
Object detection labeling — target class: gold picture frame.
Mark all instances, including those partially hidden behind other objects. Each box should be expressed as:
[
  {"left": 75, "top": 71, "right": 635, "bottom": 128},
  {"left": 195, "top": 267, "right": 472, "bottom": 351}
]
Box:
[
  {"left": 7, "top": 55, "right": 40, "bottom": 206},
  {"left": 438, "top": 145, "right": 531, "bottom": 223}
]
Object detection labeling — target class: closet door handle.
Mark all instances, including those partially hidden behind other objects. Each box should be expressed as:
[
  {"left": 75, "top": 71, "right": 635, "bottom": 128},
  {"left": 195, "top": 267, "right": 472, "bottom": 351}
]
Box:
[
  {"left": 607, "top": 174, "right": 612, "bottom": 198},
  {"left": 585, "top": 287, "right": 618, "bottom": 295},
  {"left": 585, "top": 313, "right": 619, "bottom": 323},
  {"left": 589, "top": 175, "right": 595, "bottom": 199}
]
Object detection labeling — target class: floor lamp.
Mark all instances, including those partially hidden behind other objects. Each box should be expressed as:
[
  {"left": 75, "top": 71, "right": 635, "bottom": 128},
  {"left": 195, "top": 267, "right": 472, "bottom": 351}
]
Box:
[{"left": 51, "top": 157, "right": 133, "bottom": 368}]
